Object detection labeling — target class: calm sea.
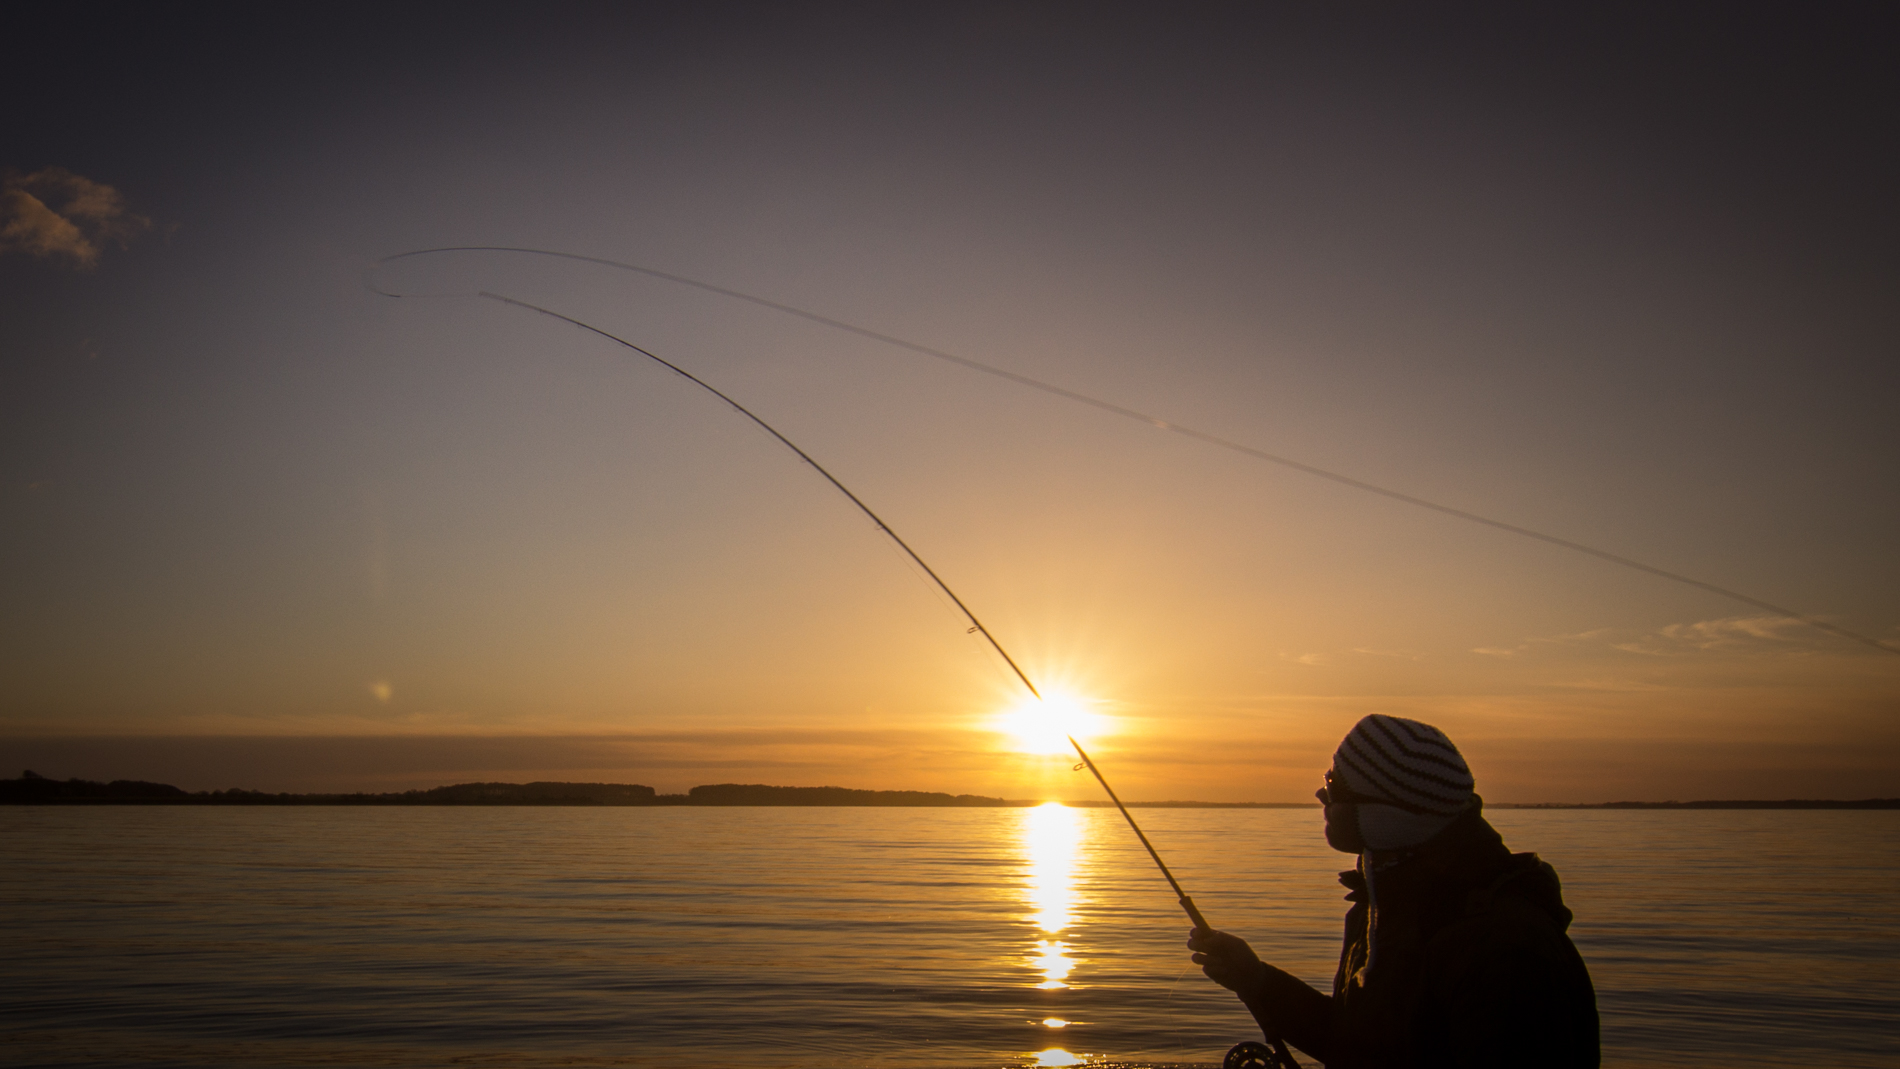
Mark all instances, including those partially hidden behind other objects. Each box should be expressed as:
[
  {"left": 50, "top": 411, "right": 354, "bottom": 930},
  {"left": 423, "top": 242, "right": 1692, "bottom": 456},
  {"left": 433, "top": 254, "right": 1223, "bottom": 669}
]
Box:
[{"left": 4, "top": 806, "right": 1896, "bottom": 1068}]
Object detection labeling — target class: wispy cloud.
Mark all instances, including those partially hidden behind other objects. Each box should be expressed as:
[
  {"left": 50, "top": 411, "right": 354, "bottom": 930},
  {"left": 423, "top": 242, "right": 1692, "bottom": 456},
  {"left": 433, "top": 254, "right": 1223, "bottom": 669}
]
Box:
[
  {"left": 0, "top": 167, "right": 152, "bottom": 268},
  {"left": 1613, "top": 615, "right": 1819, "bottom": 656},
  {"left": 1282, "top": 646, "right": 1423, "bottom": 667},
  {"left": 1480, "top": 617, "right": 1829, "bottom": 660}
]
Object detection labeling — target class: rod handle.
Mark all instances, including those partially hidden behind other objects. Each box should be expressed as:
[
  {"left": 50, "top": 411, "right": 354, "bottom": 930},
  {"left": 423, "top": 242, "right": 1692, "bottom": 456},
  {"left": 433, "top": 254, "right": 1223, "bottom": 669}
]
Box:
[{"left": 1180, "top": 894, "right": 1210, "bottom": 932}]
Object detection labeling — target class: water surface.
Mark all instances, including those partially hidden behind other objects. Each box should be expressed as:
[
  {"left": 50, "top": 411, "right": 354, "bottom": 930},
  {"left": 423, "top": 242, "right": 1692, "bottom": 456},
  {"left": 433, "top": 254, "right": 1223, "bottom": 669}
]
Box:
[{"left": 4, "top": 806, "right": 1895, "bottom": 1067}]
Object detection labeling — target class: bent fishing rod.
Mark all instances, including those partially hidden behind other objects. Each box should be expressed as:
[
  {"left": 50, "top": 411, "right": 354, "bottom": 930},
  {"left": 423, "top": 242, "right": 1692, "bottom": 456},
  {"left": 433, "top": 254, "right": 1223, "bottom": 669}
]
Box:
[
  {"left": 473, "top": 291, "right": 1209, "bottom": 917},
  {"left": 370, "top": 247, "right": 1899, "bottom": 660}
]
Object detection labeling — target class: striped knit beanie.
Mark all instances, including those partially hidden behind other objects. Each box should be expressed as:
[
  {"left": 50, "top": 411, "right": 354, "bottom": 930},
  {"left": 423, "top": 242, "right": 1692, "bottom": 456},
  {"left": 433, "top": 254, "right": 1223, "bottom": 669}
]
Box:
[{"left": 1332, "top": 714, "right": 1476, "bottom": 850}]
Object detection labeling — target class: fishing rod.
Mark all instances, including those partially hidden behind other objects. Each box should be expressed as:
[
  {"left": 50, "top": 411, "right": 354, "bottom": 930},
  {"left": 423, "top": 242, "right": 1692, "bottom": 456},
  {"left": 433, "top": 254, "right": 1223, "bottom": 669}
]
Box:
[
  {"left": 471, "top": 292, "right": 1219, "bottom": 916},
  {"left": 397, "top": 289, "right": 1298, "bottom": 1066}
]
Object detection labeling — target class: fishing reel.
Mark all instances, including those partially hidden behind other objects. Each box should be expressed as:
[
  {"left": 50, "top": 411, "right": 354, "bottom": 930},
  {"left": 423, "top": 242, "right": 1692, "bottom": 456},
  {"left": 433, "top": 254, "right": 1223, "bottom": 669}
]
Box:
[{"left": 1223, "top": 1039, "right": 1299, "bottom": 1069}]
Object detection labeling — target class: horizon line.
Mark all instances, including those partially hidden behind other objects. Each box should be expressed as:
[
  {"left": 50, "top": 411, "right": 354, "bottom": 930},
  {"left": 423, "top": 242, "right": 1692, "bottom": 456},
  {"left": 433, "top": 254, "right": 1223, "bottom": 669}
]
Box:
[{"left": 6, "top": 773, "right": 1898, "bottom": 809}]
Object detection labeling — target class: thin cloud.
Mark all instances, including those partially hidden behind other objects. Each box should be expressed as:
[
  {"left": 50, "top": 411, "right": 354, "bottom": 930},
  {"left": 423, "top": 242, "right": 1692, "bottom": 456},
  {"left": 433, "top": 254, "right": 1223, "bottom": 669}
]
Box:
[
  {"left": 1280, "top": 647, "right": 1422, "bottom": 666},
  {"left": 1471, "top": 630, "right": 1608, "bottom": 658},
  {"left": 1490, "top": 617, "right": 1828, "bottom": 659},
  {"left": 0, "top": 167, "right": 152, "bottom": 268},
  {"left": 1620, "top": 615, "right": 1818, "bottom": 655}
]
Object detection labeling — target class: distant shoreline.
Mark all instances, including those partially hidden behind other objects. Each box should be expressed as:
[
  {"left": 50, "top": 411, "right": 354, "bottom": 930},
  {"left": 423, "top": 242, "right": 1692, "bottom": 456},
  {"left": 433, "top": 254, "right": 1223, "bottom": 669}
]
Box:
[{"left": 4, "top": 772, "right": 1897, "bottom": 809}]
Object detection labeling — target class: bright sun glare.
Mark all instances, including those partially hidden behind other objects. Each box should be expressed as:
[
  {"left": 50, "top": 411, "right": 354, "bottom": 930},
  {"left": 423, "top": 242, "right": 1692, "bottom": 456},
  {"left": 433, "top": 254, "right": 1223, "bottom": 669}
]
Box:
[{"left": 995, "top": 691, "right": 1106, "bottom": 755}]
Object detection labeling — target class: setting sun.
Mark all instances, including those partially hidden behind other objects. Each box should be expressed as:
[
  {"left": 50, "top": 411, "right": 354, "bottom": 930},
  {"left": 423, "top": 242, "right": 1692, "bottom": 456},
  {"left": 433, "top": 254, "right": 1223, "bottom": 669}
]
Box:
[{"left": 994, "top": 691, "right": 1108, "bottom": 755}]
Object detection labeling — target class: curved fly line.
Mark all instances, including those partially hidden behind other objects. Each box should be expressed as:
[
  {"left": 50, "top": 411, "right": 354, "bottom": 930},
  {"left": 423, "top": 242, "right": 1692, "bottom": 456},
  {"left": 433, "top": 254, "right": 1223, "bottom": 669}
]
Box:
[{"left": 367, "top": 246, "right": 1897, "bottom": 659}]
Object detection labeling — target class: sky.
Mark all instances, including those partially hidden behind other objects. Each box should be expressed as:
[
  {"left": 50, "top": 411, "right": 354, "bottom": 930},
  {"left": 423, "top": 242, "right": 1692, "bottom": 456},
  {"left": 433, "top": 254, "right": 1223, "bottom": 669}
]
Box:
[{"left": 3, "top": 2, "right": 1896, "bottom": 801}]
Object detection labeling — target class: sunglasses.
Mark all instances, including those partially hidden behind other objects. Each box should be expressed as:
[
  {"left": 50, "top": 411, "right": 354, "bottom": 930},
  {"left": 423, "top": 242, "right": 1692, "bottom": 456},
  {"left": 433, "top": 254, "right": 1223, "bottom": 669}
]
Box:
[{"left": 1317, "top": 770, "right": 1435, "bottom": 815}]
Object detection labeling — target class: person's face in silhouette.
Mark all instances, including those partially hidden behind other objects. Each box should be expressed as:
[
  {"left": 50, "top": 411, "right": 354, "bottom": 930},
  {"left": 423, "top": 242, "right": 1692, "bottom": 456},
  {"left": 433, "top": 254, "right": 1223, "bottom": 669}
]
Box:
[{"left": 1316, "top": 772, "right": 1367, "bottom": 854}]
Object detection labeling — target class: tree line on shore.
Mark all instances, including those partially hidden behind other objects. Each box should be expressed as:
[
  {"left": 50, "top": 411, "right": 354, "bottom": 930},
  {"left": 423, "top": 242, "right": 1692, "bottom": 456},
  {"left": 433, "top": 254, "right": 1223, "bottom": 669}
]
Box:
[
  {"left": 0, "top": 771, "right": 1022, "bottom": 807},
  {"left": 4, "top": 770, "right": 1894, "bottom": 807}
]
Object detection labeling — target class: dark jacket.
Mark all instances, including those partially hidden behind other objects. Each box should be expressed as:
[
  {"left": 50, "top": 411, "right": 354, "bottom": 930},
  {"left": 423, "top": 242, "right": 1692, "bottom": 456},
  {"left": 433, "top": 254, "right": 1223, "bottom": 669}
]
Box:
[{"left": 1241, "top": 805, "right": 1598, "bottom": 1068}]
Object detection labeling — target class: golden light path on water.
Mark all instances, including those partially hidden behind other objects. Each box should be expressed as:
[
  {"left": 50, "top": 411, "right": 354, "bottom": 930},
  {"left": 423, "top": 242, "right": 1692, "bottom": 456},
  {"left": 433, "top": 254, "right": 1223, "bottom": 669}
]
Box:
[{"left": 1022, "top": 800, "right": 1086, "bottom": 1067}]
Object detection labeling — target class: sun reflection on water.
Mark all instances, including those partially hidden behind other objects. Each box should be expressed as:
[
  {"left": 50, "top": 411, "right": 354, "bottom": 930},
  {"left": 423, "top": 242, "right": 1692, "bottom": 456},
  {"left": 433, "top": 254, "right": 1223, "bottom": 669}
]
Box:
[
  {"left": 1022, "top": 801, "right": 1083, "bottom": 990},
  {"left": 1032, "top": 1049, "right": 1082, "bottom": 1067},
  {"left": 1031, "top": 939, "right": 1074, "bottom": 988}
]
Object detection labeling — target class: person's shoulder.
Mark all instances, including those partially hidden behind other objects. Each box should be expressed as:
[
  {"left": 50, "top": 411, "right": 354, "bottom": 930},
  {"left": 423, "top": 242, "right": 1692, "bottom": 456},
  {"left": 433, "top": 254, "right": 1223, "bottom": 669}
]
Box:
[
  {"left": 1426, "top": 852, "right": 1560, "bottom": 934},
  {"left": 1427, "top": 855, "right": 1585, "bottom": 975},
  {"left": 1479, "top": 853, "right": 1573, "bottom": 931}
]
